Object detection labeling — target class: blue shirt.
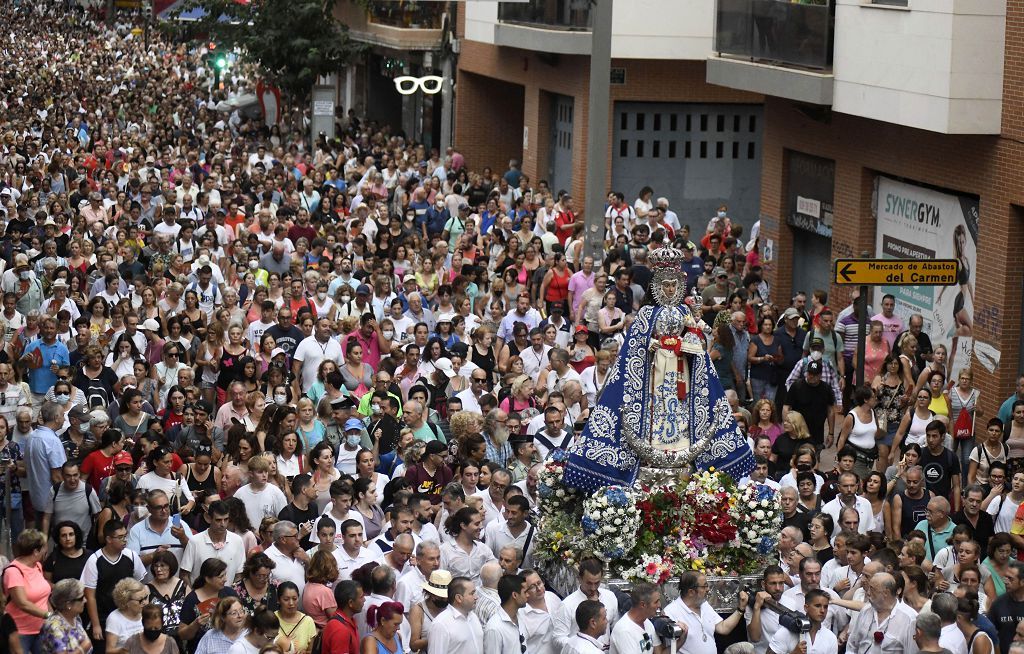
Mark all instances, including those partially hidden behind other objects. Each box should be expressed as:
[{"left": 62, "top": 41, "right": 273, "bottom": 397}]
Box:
[
  {"left": 22, "top": 339, "right": 70, "bottom": 394},
  {"left": 681, "top": 256, "right": 703, "bottom": 290},
  {"left": 24, "top": 426, "right": 66, "bottom": 513},
  {"left": 126, "top": 516, "right": 193, "bottom": 564}
]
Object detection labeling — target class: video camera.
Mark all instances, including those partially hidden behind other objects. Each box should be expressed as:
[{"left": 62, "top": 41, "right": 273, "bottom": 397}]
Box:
[{"left": 741, "top": 584, "right": 811, "bottom": 635}]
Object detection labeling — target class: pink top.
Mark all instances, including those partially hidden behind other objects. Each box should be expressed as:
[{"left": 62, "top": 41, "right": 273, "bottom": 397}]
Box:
[
  {"left": 3, "top": 560, "right": 49, "bottom": 634},
  {"left": 302, "top": 582, "right": 338, "bottom": 629}
]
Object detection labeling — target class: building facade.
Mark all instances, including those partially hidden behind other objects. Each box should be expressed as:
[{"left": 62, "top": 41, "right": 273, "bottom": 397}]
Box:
[
  {"left": 454, "top": 0, "right": 765, "bottom": 227},
  {"left": 708, "top": 0, "right": 1019, "bottom": 412}
]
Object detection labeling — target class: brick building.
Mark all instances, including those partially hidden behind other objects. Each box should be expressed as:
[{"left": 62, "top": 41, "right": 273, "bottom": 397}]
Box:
[
  {"left": 453, "top": 0, "right": 765, "bottom": 226},
  {"left": 708, "top": 0, "right": 1018, "bottom": 413}
]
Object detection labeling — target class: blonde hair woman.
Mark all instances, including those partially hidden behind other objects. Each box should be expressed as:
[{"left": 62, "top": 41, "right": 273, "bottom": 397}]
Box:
[
  {"left": 771, "top": 411, "right": 812, "bottom": 477},
  {"left": 105, "top": 578, "right": 148, "bottom": 652}
]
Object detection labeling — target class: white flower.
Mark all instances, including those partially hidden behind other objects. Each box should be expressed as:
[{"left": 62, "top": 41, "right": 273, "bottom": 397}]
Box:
[
  {"left": 748, "top": 501, "right": 757, "bottom": 509},
  {"left": 754, "top": 510, "right": 765, "bottom": 520}
]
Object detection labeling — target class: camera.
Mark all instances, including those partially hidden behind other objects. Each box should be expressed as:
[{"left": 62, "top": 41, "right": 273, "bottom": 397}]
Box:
[
  {"left": 651, "top": 615, "right": 683, "bottom": 641},
  {"left": 0, "top": 452, "right": 10, "bottom": 468}
]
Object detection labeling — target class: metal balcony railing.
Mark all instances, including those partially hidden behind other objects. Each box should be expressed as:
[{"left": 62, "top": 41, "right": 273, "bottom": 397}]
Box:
[
  {"left": 716, "top": 0, "right": 834, "bottom": 71},
  {"left": 368, "top": 1, "right": 445, "bottom": 29},
  {"left": 498, "top": 0, "right": 592, "bottom": 31}
]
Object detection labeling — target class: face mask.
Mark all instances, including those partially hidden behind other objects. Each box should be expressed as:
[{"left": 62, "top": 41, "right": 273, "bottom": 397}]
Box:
[
  {"left": 371, "top": 404, "right": 381, "bottom": 414},
  {"left": 54, "top": 394, "right": 70, "bottom": 404},
  {"left": 347, "top": 434, "right": 361, "bottom": 447},
  {"left": 18, "top": 271, "right": 29, "bottom": 280},
  {"left": 248, "top": 260, "right": 258, "bottom": 269},
  {"left": 717, "top": 211, "right": 726, "bottom": 218},
  {"left": 317, "top": 292, "right": 326, "bottom": 301},
  {"left": 340, "top": 295, "right": 351, "bottom": 303},
  {"left": 382, "top": 329, "right": 394, "bottom": 340},
  {"left": 810, "top": 351, "right": 823, "bottom": 361},
  {"left": 135, "top": 505, "right": 149, "bottom": 519},
  {"left": 142, "top": 628, "right": 162, "bottom": 643},
  {"left": 796, "top": 463, "right": 812, "bottom": 472},
  {"left": 273, "top": 394, "right": 287, "bottom": 404}
]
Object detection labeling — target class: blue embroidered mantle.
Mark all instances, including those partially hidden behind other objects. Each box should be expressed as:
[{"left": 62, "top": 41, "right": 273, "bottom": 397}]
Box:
[{"left": 563, "top": 305, "right": 754, "bottom": 494}]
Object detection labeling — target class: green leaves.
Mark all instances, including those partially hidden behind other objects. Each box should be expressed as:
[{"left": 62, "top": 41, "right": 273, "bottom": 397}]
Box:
[{"left": 168, "top": 0, "right": 368, "bottom": 99}]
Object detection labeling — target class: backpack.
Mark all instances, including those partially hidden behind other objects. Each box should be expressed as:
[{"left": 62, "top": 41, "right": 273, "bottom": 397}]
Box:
[{"left": 310, "top": 614, "right": 346, "bottom": 654}]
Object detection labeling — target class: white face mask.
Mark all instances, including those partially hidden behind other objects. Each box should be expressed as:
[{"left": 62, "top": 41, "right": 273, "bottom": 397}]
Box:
[
  {"left": 135, "top": 505, "right": 149, "bottom": 519},
  {"left": 248, "top": 260, "right": 258, "bottom": 269},
  {"left": 717, "top": 211, "right": 727, "bottom": 218},
  {"left": 273, "top": 394, "right": 287, "bottom": 404},
  {"left": 810, "top": 351, "right": 823, "bottom": 361},
  {"left": 347, "top": 434, "right": 361, "bottom": 447},
  {"left": 382, "top": 330, "right": 394, "bottom": 340},
  {"left": 317, "top": 292, "right": 326, "bottom": 301},
  {"left": 54, "top": 394, "right": 70, "bottom": 404}
]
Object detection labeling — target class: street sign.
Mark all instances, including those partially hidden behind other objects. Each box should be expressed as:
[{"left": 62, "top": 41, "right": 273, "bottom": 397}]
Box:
[{"left": 833, "top": 259, "right": 958, "bottom": 286}]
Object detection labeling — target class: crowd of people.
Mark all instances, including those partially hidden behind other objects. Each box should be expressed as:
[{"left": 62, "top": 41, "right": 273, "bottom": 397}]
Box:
[{"left": 0, "top": 2, "right": 1023, "bottom": 654}]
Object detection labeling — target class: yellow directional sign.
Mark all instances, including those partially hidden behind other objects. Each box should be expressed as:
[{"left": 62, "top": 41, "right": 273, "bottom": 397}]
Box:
[{"left": 833, "top": 259, "right": 958, "bottom": 286}]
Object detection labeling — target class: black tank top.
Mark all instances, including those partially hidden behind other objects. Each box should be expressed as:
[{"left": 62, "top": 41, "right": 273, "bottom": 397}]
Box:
[
  {"left": 217, "top": 346, "right": 242, "bottom": 389},
  {"left": 471, "top": 345, "right": 496, "bottom": 382},
  {"left": 95, "top": 551, "right": 140, "bottom": 621},
  {"left": 184, "top": 464, "right": 218, "bottom": 497},
  {"left": 898, "top": 490, "right": 931, "bottom": 537}
]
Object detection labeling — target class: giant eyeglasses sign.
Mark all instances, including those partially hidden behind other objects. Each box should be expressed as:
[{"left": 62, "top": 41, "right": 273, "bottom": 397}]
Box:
[{"left": 393, "top": 75, "right": 444, "bottom": 95}]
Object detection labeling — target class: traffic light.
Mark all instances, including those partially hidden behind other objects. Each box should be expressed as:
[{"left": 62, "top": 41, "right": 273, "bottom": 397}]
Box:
[{"left": 213, "top": 54, "right": 228, "bottom": 71}]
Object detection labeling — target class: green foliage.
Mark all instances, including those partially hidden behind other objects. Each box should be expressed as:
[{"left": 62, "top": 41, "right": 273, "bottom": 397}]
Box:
[{"left": 168, "top": 0, "right": 368, "bottom": 98}]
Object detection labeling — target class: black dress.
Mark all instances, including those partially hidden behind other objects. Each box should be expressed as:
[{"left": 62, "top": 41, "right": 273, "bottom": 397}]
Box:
[{"left": 471, "top": 344, "right": 496, "bottom": 385}]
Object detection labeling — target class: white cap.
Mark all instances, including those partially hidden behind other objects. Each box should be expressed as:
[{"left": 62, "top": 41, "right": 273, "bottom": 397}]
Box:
[
  {"left": 141, "top": 318, "right": 161, "bottom": 332},
  {"left": 433, "top": 358, "right": 457, "bottom": 378}
]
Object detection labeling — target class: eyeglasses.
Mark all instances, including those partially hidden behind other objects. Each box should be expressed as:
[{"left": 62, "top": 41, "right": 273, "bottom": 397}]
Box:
[
  {"left": 150, "top": 503, "right": 170, "bottom": 511},
  {"left": 226, "top": 609, "right": 247, "bottom": 618}
]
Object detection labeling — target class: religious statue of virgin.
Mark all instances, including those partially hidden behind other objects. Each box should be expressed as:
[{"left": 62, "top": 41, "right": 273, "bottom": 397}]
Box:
[{"left": 563, "top": 245, "right": 754, "bottom": 493}]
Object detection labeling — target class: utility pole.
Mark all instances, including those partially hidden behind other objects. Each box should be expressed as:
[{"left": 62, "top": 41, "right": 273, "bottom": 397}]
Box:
[{"left": 582, "top": 0, "right": 613, "bottom": 261}]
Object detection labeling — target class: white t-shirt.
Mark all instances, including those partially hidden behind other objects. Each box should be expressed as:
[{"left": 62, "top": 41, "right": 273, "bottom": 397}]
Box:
[
  {"left": 233, "top": 483, "right": 288, "bottom": 533},
  {"left": 105, "top": 609, "right": 142, "bottom": 647},
  {"left": 767, "top": 625, "right": 838, "bottom": 654},
  {"left": 988, "top": 492, "right": 1022, "bottom": 532},
  {"left": 610, "top": 614, "right": 661, "bottom": 654},
  {"left": 664, "top": 598, "right": 720, "bottom": 654},
  {"left": 293, "top": 336, "right": 344, "bottom": 393}
]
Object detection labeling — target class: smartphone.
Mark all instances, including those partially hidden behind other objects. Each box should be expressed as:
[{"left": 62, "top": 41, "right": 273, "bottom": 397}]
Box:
[{"left": 172, "top": 514, "right": 181, "bottom": 528}]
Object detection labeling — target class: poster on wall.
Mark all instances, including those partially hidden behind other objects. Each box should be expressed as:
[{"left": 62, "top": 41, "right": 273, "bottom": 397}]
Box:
[{"left": 874, "top": 176, "right": 980, "bottom": 379}]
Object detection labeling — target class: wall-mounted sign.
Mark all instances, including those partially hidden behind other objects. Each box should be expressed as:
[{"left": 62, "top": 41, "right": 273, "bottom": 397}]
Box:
[
  {"left": 394, "top": 75, "right": 444, "bottom": 95},
  {"left": 786, "top": 151, "right": 835, "bottom": 238}
]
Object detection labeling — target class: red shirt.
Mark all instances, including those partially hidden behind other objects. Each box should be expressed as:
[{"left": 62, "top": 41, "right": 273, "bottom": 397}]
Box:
[
  {"left": 80, "top": 450, "right": 115, "bottom": 491},
  {"left": 554, "top": 210, "right": 576, "bottom": 246},
  {"left": 322, "top": 611, "right": 360, "bottom": 654}
]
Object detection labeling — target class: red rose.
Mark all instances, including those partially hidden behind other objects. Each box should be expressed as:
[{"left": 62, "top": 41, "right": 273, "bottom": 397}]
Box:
[{"left": 873, "top": 632, "right": 884, "bottom": 644}]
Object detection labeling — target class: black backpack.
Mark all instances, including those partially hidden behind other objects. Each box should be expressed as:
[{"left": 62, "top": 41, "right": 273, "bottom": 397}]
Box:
[{"left": 310, "top": 614, "right": 345, "bottom": 654}]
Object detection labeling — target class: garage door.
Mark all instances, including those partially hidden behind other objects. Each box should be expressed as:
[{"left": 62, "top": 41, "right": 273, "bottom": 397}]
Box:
[
  {"left": 612, "top": 102, "right": 763, "bottom": 229},
  {"left": 549, "top": 94, "right": 575, "bottom": 195}
]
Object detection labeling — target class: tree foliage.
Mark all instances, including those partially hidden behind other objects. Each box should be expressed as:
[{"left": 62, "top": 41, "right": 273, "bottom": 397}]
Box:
[{"left": 167, "top": 0, "right": 367, "bottom": 99}]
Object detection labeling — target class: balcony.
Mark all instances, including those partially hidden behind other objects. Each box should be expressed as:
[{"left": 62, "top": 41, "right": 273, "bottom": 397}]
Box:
[
  {"left": 494, "top": 0, "right": 592, "bottom": 55},
  {"left": 497, "top": 0, "right": 591, "bottom": 30},
  {"left": 368, "top": 1, "right": 445, "bottom": 29},
  {"left": 707, "top": 0, "right": 835, "bottom": 106},
  {"left": 334, "top": 1, "right": 445, "bottom": 52}
]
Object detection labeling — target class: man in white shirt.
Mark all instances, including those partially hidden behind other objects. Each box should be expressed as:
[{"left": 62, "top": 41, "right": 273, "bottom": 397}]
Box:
[
  {"left": 474, "top": 470, "right": 511, "bottom": 527},
  {"left": 232, "top": 456, "right": 287, "bottom": 531},
  {"left": 780, "top": 557, "right": 845, "bottom": 635},
  {"left": 552, "top": 557, "right": 620, "bottom": 651},
  {"left": 336, "top": 519, "right": 377, "bottom": 581},
  {"left": 180, "top": 500, "right": 246, "bottom": 584},
  {"left": 395, "top": 540, "right": 441, "bottom": 611},
  {"left": 845, "top": 573, "right": 916, "bottom": 654},
  {"left": 520, "top": 569, "right": 561, "bottom": 654},
  {"left": 821, "top": 472, "right": 875, "bottom": 536},
  {"left": 745, "top": 566, "right": 788, "bottom": 654},
  {"left": 561, "top": 600, "right": 607, "bottom": 654},
  {"left": 609, "top": 582, "right": 664, "bottom": 654},
  {"left": 428, "top": 576, "right": 483, "bottom": 654},
  {"left": 292, "top": 316, "right": 344, "bottom": 396},
  {"left": 932, "top": 592, "right": 968, "bottom": 654},
  {"left": 483, "top": 573, "right": 529, "bottom": 654},
  {"left": 265, "top": 520, "right": 309, "bottom": 595},
  {"left": 456, "top": 369, "right": 490, "bottom": 414},
  {"left": 663, "top": 571, "right": 747, "bottom": 654},
  {"left": 483, "top": 496, "right": 535, "bottom": 567}
]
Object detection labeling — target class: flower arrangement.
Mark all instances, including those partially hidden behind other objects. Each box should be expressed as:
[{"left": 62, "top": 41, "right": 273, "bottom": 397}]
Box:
[
  {"left": 581, "top": 486, "right": 641, "bottom": 560},
  {"left": 624, "top": 553, "right": 675, "bottom": 585},
  {"left": 537, "top": 448, "right": 580, "bottom": 514},
  {"left": 730, "top": 481, "right": 784, "bottom": 557},
  {"left": 534, "top": 454, "right": 782, "bottom": 582}
]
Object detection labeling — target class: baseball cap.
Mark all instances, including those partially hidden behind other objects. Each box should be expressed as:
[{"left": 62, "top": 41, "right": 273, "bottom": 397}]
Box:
[
  {"left": 713, "top": 267, "right": 727, "bottom": 278},
  {"left": 807, "top": 361, "right": 823, "bottom": 375},
  {"left": 458, "top": 203, "right": 470, "bottom": 212},
  {"left": 68, "top": 405, "right": 90, "bottom": 421},
  {"left": 113, "top": 451, "right": 134, "bottom": 467},
  {"left": 449, "top": 342, "right": 469, "bottom": 358},
  {"left": 437, "top": 313, "right": 455, "bottom": 323},
  {"left": 809, "top": 337, "right": 825, "bottom": 349},
  {"left": 356, "top": 284, "right": 371, "bottom": 296},
  {"left": 425, "top": 440, "right": 448, "bottom": 455},
  {"left": 270, "top": 348, "right": 287, "bottom": 359},
  {"left": 434, "top": 358, "right": 457, "bottom": 378},
  {"left": 403, "top": 273, "right": 416, "bottom": 283},
  {"left": 575, "top": 325, "right": 589, "bottom": 334},
  {"left": 782, "top": 308, "right": 800, "bottom": 320},
  {"left": 344, "top": 418, "right": 365, "bottom": 432},
  {"left": 141, "top": 318, "right": 161, "bottom": 332}
]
